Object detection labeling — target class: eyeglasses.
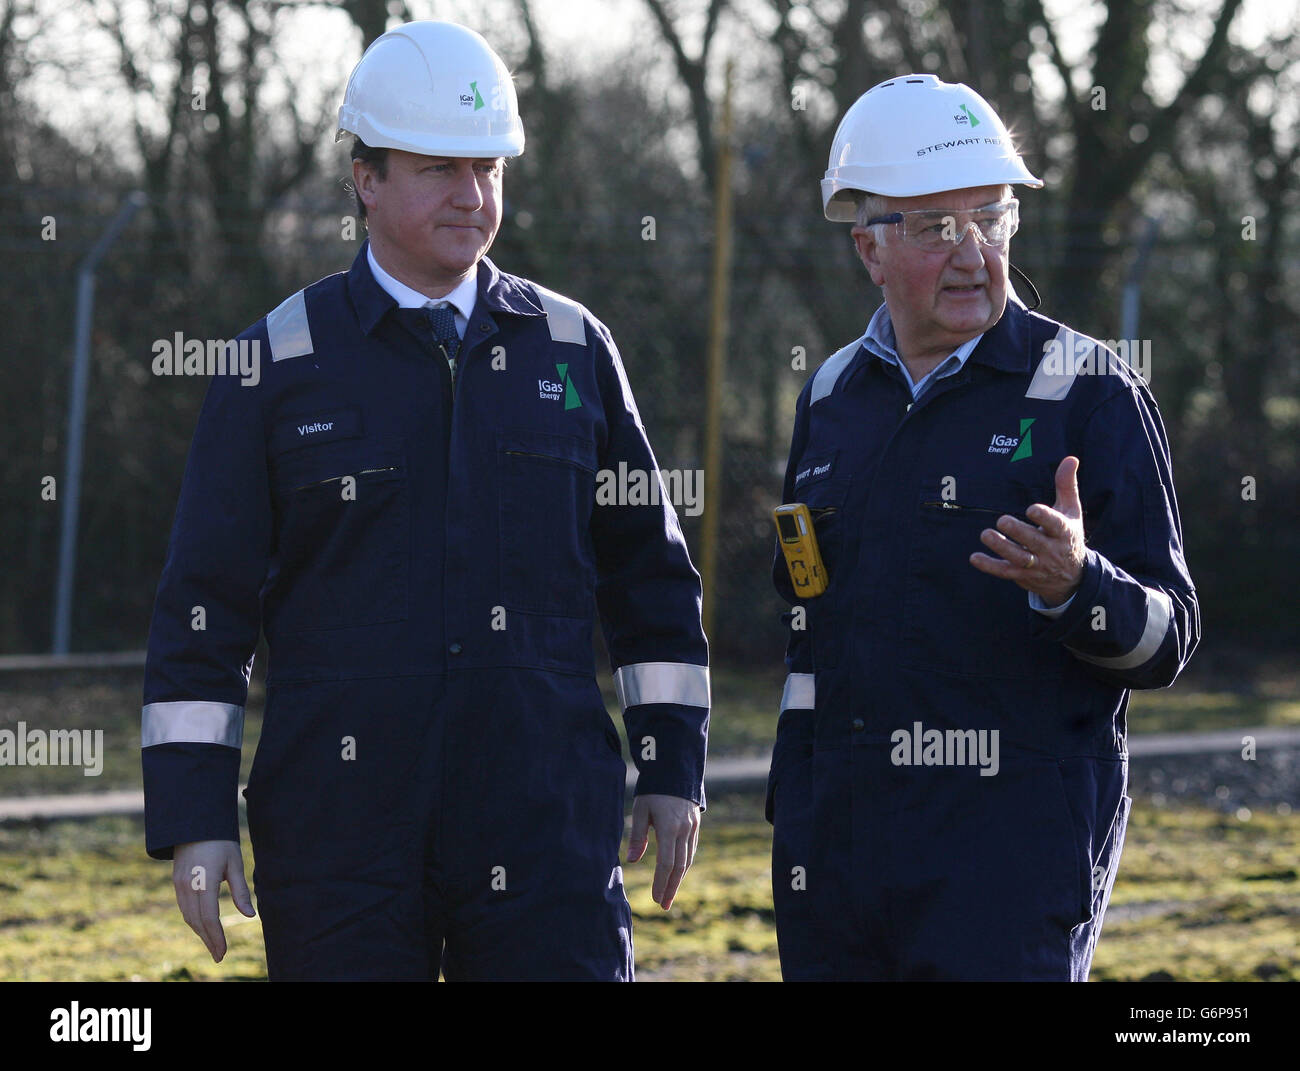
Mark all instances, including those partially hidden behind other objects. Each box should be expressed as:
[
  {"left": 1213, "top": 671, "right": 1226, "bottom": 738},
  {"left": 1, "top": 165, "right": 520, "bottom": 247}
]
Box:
[{"left": 863, "top": 199, "right": 1020, "bottom": 252}]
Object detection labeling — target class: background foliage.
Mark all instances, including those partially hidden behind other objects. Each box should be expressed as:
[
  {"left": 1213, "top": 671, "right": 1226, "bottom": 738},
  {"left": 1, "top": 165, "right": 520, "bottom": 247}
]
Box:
[{"left": 3, "top": 0, "right": 1296, "bottom": 667}]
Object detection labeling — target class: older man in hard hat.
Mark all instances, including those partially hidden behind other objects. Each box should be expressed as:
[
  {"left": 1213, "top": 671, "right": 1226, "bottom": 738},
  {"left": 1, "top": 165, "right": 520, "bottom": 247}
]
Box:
[
  {"left": 766, "top": 74, "right": 1198, "bottom": 980},
  {"left": 141, "top": 20, "right": 708, "bottom": 981}
]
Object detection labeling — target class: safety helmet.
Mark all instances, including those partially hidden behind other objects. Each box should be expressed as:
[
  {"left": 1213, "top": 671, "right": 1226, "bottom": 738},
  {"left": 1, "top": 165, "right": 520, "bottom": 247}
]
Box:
[
  {"left": 336, "top": 20, "right": 524, "bottom": 157},
  {"left": 821, "top": 74, "right": 1041, "bottom": 221}
]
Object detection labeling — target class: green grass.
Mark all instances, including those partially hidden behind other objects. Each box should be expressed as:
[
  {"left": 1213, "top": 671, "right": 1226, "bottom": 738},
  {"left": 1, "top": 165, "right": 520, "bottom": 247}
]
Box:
[
  {"left": 1, "top": 796, "right": 1295, "bottom": 981},
  {"left": 2, "top": 661, "right": 1296, "bottom": 982},
  {"left": 631, "top": 795, "right": 781, "bottom": 981},
  {"left": 1090, "top": 805, "right": 1300, "bottom": 982},
  {"left": 1, "top": 664, "right": 1295, "bottom": 796},
  {"left": 1123, "top": 688, "right": 1300, "bottom": 735}
]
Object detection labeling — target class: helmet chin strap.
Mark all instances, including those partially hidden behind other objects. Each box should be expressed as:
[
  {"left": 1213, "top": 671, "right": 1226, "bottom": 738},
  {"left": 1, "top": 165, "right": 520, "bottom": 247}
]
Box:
[{"left": 1009, "top": 263, "right": 1041, "bottom": 310}]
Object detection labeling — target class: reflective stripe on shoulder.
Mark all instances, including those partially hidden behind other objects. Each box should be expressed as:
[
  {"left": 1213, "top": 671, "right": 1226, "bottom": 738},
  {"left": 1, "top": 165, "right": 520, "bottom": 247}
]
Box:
[
  {"left": 142, "top": 701, "right": 244, "bottom": 748},
  {"left": 266, "top": 290, "right": 314, "bottom": 362},
  {"left": 536, "top": 289, "right": 587, "bottom": 345},
  {"left": 1067, "top": 589, "right": 1173, "bottom": 671},
  {"left": 781, "top": 672, "right": 815, "bottom": 711},
  {"left": 810, "top": 338, "right": 865, "bottom": 405},
  {"left": 1025, "top": 324, "right": 1099, "bottom": 400},
  {"left": 613, "top": 662, "right": 711, "bottom": 711}
]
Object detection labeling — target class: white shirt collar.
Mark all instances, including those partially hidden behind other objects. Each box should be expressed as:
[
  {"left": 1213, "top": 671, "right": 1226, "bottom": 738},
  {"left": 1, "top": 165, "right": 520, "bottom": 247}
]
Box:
[{"left": 367, "top": 244, "right": 478, "bottom": 328}]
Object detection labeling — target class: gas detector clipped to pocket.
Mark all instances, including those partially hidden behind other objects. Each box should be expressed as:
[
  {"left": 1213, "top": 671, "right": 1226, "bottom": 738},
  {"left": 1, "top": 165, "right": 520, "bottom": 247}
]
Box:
[{"left": 773, "top": 503, "right": 828, "bottom": 598}]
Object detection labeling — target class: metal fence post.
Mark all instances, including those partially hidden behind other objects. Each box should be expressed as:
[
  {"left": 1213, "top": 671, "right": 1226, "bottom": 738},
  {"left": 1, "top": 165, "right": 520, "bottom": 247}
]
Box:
[{"left": 52, "top": 191, "right": 147, "bottom": 654}]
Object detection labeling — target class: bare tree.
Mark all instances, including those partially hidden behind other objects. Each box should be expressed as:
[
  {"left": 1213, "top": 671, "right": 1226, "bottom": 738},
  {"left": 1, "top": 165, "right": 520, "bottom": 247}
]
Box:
[
  {"left": 1023, "top": 0, "right": 1246, "bottom": 326},
  {"left": 642, "top": 0, "right": 728, "bottom": 187}
]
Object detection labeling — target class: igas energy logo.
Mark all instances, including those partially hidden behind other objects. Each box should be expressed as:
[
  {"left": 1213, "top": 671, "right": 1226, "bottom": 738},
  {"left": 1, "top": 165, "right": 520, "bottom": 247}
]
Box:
[
  {"left": 988, "top": 417, "right": 1034, "bottom": 461},
  {"left": 538, "top": 363, "right": 583, "bottom": 410}
]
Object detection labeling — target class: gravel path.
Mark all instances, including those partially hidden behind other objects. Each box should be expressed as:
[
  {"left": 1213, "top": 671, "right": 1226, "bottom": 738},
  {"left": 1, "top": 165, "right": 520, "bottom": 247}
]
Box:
[{"left": 1131, "top": 743, "right": 1298, "bottom": 815}]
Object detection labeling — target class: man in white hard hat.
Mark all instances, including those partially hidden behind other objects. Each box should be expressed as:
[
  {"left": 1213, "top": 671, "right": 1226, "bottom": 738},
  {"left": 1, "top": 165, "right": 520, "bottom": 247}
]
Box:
[
  {"left": 142, "top": 20, "right": 709, "bottom": 981},
  {"left": 766, "top": 74, "right": 1198, "bottom": 980}
]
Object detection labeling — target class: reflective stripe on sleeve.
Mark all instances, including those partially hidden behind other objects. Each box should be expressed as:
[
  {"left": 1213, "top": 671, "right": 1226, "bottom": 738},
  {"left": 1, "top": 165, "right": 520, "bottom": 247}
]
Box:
[
  {"left": 781, "top": 672, "right": 815, "bottom": 711},
  {"left": 1067, "top": 589, "right": 1173, "bottom": 671},
  {"left": 613, "top": 662, "right": 710, "bottom": 711},
  {"left": 266, "top": 289, "right": 314, "bottom": 362},
  {"left": 142, "top": 701, "right": 244, "bottom": 748}
]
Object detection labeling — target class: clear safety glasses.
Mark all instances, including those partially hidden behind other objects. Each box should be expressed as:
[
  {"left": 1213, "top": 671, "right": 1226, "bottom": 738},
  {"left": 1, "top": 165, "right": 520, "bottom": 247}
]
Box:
[{"left": 864, "top": 199, "right": 1020, "bottom": 252}]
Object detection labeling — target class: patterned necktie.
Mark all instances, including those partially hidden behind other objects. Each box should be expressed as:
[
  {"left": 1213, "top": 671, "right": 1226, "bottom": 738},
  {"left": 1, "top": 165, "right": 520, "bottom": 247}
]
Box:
[
  {"left": 393, "top": 302, "right": 460, "bottom": 386},
  {"left": 426, "top": 302, "right": 461, "bottom": 383}
]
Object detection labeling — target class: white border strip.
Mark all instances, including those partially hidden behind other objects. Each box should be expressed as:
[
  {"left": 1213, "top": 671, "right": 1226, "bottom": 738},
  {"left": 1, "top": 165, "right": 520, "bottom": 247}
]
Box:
[
  {"left": 266, "top": 290, "right": 314, "bottom": 362},
  {"left": 1026, "top": 324, "right": 1091, "bottom": 401},
  {"left": 810, "top": 337, "right": 866, "bottom": 405},
  {"left": 142, "top": 701, "right": 244, "bottom": 748},
  {"left": 780, "top": 672, "right": 815, "bottom": 711},
  {"left": 537, "top": 289, "right": 587, "bottom": 345},
  {"left": 1069, "top": 590, "right": 1173, "bottom": 670},
  {"left": 613, "top": 662, "right": 711, "bottom": 710}
]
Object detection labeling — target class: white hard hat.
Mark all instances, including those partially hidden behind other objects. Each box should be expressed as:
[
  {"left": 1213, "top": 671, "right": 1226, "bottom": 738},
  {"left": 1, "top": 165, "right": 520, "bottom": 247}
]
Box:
[
  {"left": 821, "top": 74, "right": 1041, "bottom": 221},
  {"left": 336, "top": 20, "right": 524, "bottom": 157}
]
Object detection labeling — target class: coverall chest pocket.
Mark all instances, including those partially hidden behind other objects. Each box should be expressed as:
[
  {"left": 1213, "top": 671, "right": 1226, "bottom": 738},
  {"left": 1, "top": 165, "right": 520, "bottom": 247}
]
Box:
[
  {"left": 902, "top": 475, "right": 1062, "bottom": 678},
  {"left": 268, "top": 438, "right": 410, "bottom": 632},
  {"left": 498, "top": 428, "right": 598, "bottom": 619}
]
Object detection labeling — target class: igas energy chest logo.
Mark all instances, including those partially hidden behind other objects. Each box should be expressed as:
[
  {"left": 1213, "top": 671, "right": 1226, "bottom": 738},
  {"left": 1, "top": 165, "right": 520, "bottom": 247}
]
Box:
[
  {"left": 988, "top": 417, "right": 1034, "bottom": 461},
  {"left": 538, "top": 363, "right": 583, "bottom": 410}
]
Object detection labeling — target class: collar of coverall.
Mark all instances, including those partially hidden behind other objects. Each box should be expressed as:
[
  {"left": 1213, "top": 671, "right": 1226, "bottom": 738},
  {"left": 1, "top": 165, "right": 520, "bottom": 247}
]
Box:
[
  {"left": 962, "top": 290, "right": 1035, "bottom": 375},
  {"left": 348, "top": 238, "right": 549, "bottom": 337}
]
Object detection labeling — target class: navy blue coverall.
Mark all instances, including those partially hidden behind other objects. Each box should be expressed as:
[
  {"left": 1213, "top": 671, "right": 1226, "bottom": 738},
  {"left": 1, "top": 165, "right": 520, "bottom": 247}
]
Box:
[
  {"left": 767, "top": 296, "right": 1198, "bottom": 981},
  {"left": 142, "top": 242, "right": 709, "bottom": 981}
]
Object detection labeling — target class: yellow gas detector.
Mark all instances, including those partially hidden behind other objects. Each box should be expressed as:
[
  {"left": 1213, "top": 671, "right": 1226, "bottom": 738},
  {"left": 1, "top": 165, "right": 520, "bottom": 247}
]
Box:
[{"left": 773, "top": 503, "right": 828, "bottom": 598}]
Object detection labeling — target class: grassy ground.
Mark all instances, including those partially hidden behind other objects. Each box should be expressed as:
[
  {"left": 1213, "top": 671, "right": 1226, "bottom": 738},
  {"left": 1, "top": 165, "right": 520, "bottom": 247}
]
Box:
[
  {"left": 2, "top": 661, "right": 1295, "bottom": 981},
  {"left": 1088, "top": 805, "right": 1299, "bottom": 982},
  {"left": 1, "top": 794, "right": 1294, "bottom": 982},
  {"left": 2, "top": 663, "right": 1298, "bottom": 796}
]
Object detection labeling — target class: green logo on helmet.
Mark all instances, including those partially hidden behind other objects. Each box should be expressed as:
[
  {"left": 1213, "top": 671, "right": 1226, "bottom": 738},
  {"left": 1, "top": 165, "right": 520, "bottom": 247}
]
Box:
[
  {"left": 470, "top": 81, "right": 485, "bottom": 111},
  {"left": 957, "top": 104, "right": 981, "bottom": 128}
]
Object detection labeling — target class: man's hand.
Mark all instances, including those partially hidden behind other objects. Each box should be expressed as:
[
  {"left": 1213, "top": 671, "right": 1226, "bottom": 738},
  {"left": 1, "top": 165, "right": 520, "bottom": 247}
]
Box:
[
  {"left": 171, "top": 840, "right": 256, "bottom": 963},
  {"left": 970, "top": 455, "right": 1086, "bottom": 607},
  {"left": 627, "top": 794, "right": 701, "bottom": 910}
]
